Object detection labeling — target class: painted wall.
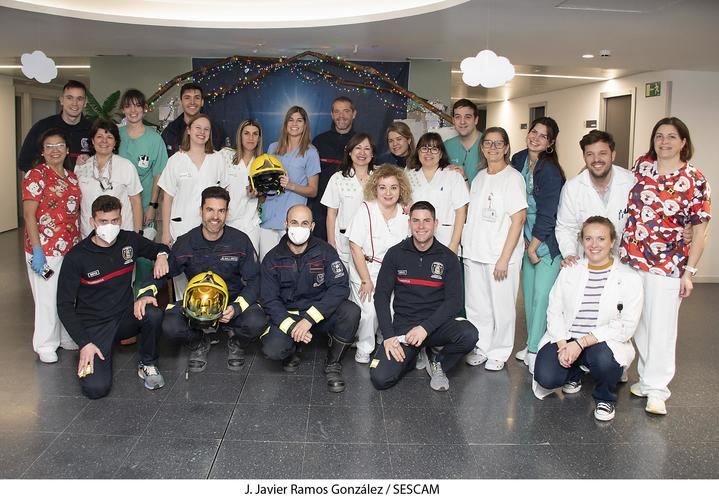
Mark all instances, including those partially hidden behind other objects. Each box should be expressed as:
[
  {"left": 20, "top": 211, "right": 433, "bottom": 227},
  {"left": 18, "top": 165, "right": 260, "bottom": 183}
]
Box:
[
  {"left": 408, "top": 60, "right": 452, "bottom": 109},
  {"left": 0, "top": 76, "right": 18, "bottom": 232},
  {"left": 487, "top": 70, "right": 719, "bottom": 281}
]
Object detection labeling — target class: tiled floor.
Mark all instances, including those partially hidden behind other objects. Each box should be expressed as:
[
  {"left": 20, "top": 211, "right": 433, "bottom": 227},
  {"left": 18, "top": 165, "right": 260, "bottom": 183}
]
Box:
[{"left": 1, "top": 229, "right": 717, "bottom": 479}]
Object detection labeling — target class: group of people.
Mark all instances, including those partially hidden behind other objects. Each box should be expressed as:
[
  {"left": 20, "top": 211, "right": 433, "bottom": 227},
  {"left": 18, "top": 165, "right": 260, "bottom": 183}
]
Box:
[{"left": 18, "top": 80, "right": 711, "bottom": 422}]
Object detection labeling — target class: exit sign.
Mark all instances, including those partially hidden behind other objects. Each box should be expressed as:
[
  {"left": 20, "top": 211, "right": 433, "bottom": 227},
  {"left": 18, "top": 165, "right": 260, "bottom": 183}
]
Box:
[{"left": 645, "top": 81, "right": 661, "bottom": 98}]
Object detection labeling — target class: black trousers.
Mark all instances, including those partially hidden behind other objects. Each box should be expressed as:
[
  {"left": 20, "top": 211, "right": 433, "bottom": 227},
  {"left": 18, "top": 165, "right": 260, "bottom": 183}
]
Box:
[
  {"left": 261, "top": 300, "right": 360, "bottom": 361},
  {"left": 79, "top": 305, "right": 162, "bottom": 400},
  {"left": 370, "top": 318, "right": 478, "bottom": 390},
  {"left": 161, "top": 301, "right": 266, "bottom": 345}
]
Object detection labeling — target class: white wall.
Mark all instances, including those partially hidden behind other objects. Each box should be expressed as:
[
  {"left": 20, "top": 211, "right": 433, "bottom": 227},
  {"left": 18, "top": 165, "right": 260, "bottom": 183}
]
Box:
[
  {"left": 0, "top": 75, "right": 18, "bottom": 232},
  {"left": 487, "top": 70, "right": 719, "bottom": 281}
]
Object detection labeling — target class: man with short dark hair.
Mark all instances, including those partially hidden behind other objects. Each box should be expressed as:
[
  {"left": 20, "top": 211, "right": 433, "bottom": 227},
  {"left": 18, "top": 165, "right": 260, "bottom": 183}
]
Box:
[
  {"left": 160, "top": 83, "right": 225, "bottom": 154},
  {"left": 137, "top": 186, "right": 266, "bottom": 372},
  {"left": 311, "top": 96, "right": 357, "bottom": 240},
  {"left": 57, "top": 195, "right": 170, "bottom": 399},
  {"left": 370, "top": 201, "right": 478, "bottom": 392},
  {"left": 444, "top": 98, "right": 482, "bottom": 183},
  {"left": 260, "top": 204, "right": 360, "bottom": 392},
  {"left": 18, "top": 80, "right": 92, "bottom": 172}
]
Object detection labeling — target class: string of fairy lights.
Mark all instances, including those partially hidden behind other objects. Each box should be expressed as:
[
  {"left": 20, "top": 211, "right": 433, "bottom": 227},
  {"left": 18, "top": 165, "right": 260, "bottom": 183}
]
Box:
[{"left": 145, "top": 51, "right": 451, "bottom": 123}]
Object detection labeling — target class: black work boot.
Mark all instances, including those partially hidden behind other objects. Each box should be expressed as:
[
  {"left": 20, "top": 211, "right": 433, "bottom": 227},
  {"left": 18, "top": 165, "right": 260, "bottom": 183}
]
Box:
[
  {"left": 188, "top": 336, "right": 211, "bottom": 373},
  {"left": 325, "top": 336, "right": 352, "bottom": 393},
  {"left": 282, "top": 352, "right": 301, "bottom": 373},
  {"left": 227, "top": 336, "right": 246, "bottom": 371}
]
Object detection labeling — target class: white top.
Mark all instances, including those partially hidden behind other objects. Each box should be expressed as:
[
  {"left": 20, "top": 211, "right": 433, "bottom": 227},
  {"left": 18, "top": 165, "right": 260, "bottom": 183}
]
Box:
[
  {"left": 556, "top": 165, "right": 635, "bottom": 258},
  {"left": 462, "top": 165, "right": 527, "bottom": 264},
  {"left": 321, "top": 170, "right": 368, "bottom": 256},
  {"left": 158, "top": 150, "right": 228, "bottom": 240},
  {"left": 346, "top": 201, "right": 408, "bottom": 284},
  {"left": 406, "top": 167, "right": 469, "bottom": 246},
  {"left": 75, "top": 154, "right": 143, "bottom": 238},
  {"left": 219, "top": 147, "right": 260, "bottom": 231}
]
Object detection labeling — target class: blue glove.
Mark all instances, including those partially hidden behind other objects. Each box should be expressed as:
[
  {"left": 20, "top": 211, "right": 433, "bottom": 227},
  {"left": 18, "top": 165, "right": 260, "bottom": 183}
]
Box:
[{"left": 31, "top": 246, "right": 47, "bottom": 275}]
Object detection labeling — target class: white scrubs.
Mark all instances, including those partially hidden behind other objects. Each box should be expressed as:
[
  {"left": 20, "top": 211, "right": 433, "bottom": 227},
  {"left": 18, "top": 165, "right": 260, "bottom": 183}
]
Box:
[
  {"left": 463, "top": 166, "right": 527, "bottom": 363},
  {"left": 75, "top": 154, "right": 143, "bottom": 238},
  {"left": 220, "top": 148, "right": 260, "bottom": 251},
  {"left": 346, "top": 201, "right": 409, "bottom": 355},
  {"left": 406, "top": 167, "right": 469, "bottom": 247},
  {"left": 321, "top": 170, "right": 367, "bottom": 270}
]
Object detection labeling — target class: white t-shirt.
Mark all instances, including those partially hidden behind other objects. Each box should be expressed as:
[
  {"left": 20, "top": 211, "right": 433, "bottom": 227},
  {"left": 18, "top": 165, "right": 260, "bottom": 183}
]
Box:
[
  {"left": 75, "top": 154, "right": 143, "bottom": 238},
  {"left": 462, "top": 165, "right": 528, "bottom": 264},
  {"left": 219, "top": 148, "right": 260, "bottom": 233},
  {"left": 346, "top": 201, "right": 408, "bottom": 284},
  {"left": 158, "top": 150, "right": 227, "bottom": 240},
  {"left": 406, "top": 167, "right": 469, "bottom": 246}
]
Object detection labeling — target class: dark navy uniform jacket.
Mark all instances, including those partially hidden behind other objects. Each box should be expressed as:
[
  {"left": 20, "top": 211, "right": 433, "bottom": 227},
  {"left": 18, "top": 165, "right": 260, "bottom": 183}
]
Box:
[{"left": 260, "top": 235, "right": 349, "bottom": 335}]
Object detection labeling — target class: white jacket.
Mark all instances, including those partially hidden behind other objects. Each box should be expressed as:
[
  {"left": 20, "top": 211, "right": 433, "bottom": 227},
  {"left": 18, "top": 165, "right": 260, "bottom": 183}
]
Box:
[
  {"left": 555, "top": 165, "right": 635, "bottom": 258},
  {"left": 539, "top": 259, "right": 642, "bottom": 368}
]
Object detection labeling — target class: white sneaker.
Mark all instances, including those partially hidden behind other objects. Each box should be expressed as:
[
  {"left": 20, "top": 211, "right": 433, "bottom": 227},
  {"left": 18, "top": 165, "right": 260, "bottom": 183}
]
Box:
[
  {"left": 525, "top": 352, "right": 537, "bottom": 375},
  {"left": 426, "top": 361, "right": 449, "bottom": 391},
  {"left": 485, "top": 359, "right": 505, "bottom": 371},
  {"left": 415, "top": 349, "right": 428, "bottom": 370},
  {"left": 594, "top": 401, "right": 616, "bottom": 421},
  {"left": 630, "top": 382, "right": 646, "bottom": 398},
  {"left": 465, "top": 347, "right": 488, "bottom": 366},
  {"left": 645, "top": 397, "right": 667, "bottom": 415},
  {"left": 515, "top": 346, "right": 528, "bottom": 361},
  {"left": 38, "top": 351, "right": 58, "bottom": 364},
  {"left": 354, "top": 350, "right": 371, "bottom": 364}
]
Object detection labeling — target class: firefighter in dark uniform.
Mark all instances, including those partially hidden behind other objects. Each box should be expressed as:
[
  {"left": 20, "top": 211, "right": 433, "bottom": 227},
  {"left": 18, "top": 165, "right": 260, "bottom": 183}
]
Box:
[
  {"left": 136, "top": 186, "right": 266, "bottom": 372},
  {"left": 260, "top": 204, "right": 360, "bottom": 392},
  {"left": 370, "top": 201, "right": 478, "bottom": 392}
]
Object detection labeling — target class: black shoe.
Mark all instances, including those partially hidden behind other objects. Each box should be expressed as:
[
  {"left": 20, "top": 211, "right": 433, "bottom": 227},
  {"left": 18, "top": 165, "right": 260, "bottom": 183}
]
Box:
[
  {"left": 227, "top": 336, "right": 246, "bottom": 371},
  {"left": 282, "top": 353, "right": 301, "bottom": 373},
  {"left": 188, "top": 337, "right": 211, "bottom": 373},
  {"left": 324, "top": 335, "right": 352, "bottom": 393}
]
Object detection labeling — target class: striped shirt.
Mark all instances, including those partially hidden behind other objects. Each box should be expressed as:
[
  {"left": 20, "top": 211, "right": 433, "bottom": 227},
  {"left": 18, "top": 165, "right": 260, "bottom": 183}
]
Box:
[{"left": 569, "top": 260, "right": 613, "bottom": 338}]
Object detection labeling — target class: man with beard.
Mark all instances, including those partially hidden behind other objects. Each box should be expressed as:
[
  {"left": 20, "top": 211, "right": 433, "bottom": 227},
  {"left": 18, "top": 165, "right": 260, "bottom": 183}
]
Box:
[
  {"left": 311, "top": 96, "right": 357, "bottom": 240},
  {"left": 444, "top": 99, "right": 482, "bottom": 183},
  {"left": 555, "top": 130, "right": 636, "bottom": 265}
]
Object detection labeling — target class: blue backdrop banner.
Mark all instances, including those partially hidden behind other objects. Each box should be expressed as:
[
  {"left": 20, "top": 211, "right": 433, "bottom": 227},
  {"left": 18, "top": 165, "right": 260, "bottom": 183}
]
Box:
[{"left": 192, "top": 57, "right": 409, "bottom": 156}]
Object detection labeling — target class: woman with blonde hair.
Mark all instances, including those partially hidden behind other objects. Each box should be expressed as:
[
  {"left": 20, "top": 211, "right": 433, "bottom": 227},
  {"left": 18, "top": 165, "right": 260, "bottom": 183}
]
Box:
[
  {"left": 378, "top": 122, "right": 415, "bottom": 168},
  {"left": 346, "top": 165, "right": 411, "bottom": 363}
]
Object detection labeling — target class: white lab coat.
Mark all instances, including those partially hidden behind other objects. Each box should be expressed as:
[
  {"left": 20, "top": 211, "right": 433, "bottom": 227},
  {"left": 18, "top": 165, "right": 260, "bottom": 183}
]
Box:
[
  {"left": 555, "top": 165, "right": 635, "bottom": 258},
  {"left": 321, "top": 170, "right": 368, "bottom": 269},
  {"left": 219, "top": 148, "right": 260, "bottom": 250}
]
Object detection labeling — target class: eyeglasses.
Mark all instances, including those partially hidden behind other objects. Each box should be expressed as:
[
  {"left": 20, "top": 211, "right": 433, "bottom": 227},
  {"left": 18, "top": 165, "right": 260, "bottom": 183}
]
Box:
[
  {"left": 482, "top": 140, "right": 506, "bottom": 149},
  {"left": 528, "top": 129, "right": 549, "bottom": 141},
  {"left": 419, "top": 146, "right": 440, "bottom": 154},
  {"left": 44, "top": 143, "right": 66, "bottom": 150}
]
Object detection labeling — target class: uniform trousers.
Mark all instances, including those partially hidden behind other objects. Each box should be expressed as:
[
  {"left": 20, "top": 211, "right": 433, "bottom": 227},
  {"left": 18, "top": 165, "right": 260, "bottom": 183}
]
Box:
[
  {"left": 370, "top": 318, "right": 478, "bottom": 390},
  {"left": 258, "top": 228, "right": 284, "bottom": 262},
  {"left": 26, "top": 253, "right": 76, "bottom": 356},
  {"left": 633, "top": 271, "right": 682, "bottom": 401},
  {"left": 79, "top": 305, "right": 162, "bottom": 399},
  {"left": 162, "top": 302, "right": 267, "bottom": 345},
  {"left": 261, "top": 300, "right": 360, "bottom": 361},
  {"left": 349, "top": 279, "right": 379, "bottom": 356},
  {"left": 521, "top": 252, "right": 561, "bottom": 352},
  {"left": 464, "top": 259, "right": 520, "bottom": 362}
]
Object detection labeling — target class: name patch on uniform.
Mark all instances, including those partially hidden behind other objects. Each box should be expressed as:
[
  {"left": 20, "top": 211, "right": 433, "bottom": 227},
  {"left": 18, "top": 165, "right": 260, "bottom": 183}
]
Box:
[
  {"left": 431, "top": 262, "right": 445, "bottom": 279},
  {"left": 88, "top": 269, "right": 100, "bottom": 278},
  {"left": 397, "top": 269, "right": 408, "bottom": 276},
  {"left": 331, "top": 261, "right": 345, "bottom": 278},
  {"left": 122, "top": 246, "right": 134, "bottom": 263},
  {"left": 313, "top": 273, "right": 325, "bottom": 287},
  {"left": 220, "top": 255, "right": 239, "bottom": 262}
]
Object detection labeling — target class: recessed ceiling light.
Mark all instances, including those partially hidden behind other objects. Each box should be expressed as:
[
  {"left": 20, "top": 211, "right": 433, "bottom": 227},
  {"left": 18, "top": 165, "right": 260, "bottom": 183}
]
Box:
[{"left": 582, "top": 54, "right": 595, "bottom": 59}]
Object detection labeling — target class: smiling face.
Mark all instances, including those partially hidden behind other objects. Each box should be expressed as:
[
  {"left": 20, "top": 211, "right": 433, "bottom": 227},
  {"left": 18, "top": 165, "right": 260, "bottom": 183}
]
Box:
[
  {"left": 92, "top": 128, "right": 116, "bottom": 157},
  {"left": 59, "top": 86, "right": 86, "bottom": 122},
  {"left": 350, "top": 138, "right": 373, "bottom": 169},
  {"left": 375, "top": 175, "right": 400, "bottom": 208},
  {"left": 387, "top": 131, "right": 410, "bottom": 157},
  {"left": 286, "top": 112, "right": 305, "bottom": 138},
  {"left": 418, "top": 142, "right": 441, "bottom": 169},
  {"left": 527, "top": 123, "right": 552, "bottom": 154},
  {"left": 410, "top": 208, "right": 437, "bottom": 247},
  {"left": 122, "top": 99, "right": 144, "bottom": 125},
  {"left": 452, "top": 106, "right": 479, "bottom": 138},
  {"left": 581, "top": 222, "right": 614, "bottom": 266},
  {"left": 188, "top": 117, "right": 211, "bottom": 147},
  {"left": 331, "top": 100, "right": 356, "bottom": 134},
  {"left": 42, "top": 134, "right": 68, "bottom": 169},
  {"left": 181, "top": 89, "right": 203, "bottom": 118},
  {"left": 653, "top": 124, "right": 686, "bottom": 162},
  {"left": 583, "top": 141, "right": 615, "bottom": 180},
  {"left": 480, "top": 131, "right": 509, "bottom": 165},
  {"left": 241, "top": 125, "right": 260, "bottom": 154},
  {"left": 201, "top": 196, "right": 227, "bottom": 238}
]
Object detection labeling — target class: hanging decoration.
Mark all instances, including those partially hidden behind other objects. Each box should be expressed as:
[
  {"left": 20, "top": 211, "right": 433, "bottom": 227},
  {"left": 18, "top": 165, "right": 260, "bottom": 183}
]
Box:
[
  {"left": 146, "top": 51, "right": 452, "bottom": 124},
  {"left": 20, "top": 50, "right": 57, "bottom": 83},
  {"left": 460, "top": 49, "right": 514, "bottom": 88}
]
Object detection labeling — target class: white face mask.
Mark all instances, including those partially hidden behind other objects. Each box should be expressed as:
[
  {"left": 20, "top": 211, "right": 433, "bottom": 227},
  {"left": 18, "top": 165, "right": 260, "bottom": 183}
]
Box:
[
  {"left": 287, "top": 226, "right": 311, "bottom": 245},
  {"left": 95, "top": 223, "right": 121, "bottom": 244}
]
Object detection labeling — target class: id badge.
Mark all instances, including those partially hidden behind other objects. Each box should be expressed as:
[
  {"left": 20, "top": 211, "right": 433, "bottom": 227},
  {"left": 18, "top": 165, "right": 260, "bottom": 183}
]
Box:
[{"left": 482, "top": 208, "right": 497, "bottom": 222}]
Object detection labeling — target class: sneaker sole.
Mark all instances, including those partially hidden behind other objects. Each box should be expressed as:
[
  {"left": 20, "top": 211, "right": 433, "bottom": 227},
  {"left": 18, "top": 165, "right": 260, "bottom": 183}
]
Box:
[
  {"left": 562, "top": 385, "right": 582, "bottom": 395},
  {"left": 645, "top": 401, "right": 667, "bottom": 415},
  {"left": 594, "top": 410, "right": 615, "bottom": 421},
  {"left": 465, "top": 357, "right": 488, "bottom": 367},
  {"left": 484, "top": 363, "right": 505, "bottom": 371},
  {"left": 430, "top": 383, "right": 449, "bottom": 392},
  {"left": 630, "top": 385, "right": 647, "bottom": 398},
  {"left": 227, "top": 360, "right": 245, "bottom": 371},
  {"left": 137, "top": 369, "right": 165, "bottom": 390}
]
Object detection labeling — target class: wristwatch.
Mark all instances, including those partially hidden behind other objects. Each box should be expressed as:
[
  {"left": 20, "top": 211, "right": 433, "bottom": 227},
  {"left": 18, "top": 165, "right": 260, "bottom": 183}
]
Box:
[
  {"left": 148, "top": 202, "right": 159, "bottom": 209},
  {"left": 685, "top": 265, "right": 698, "bottom": 277}
]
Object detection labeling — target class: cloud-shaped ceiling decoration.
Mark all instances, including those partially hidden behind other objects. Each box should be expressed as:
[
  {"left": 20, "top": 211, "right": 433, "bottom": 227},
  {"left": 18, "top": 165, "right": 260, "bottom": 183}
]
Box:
[
  {"left": 21, "top": 50, "right": 57, "bottom": 83},
  {"left": 460, "top": 50, "right": 515, "bottom": 88}
]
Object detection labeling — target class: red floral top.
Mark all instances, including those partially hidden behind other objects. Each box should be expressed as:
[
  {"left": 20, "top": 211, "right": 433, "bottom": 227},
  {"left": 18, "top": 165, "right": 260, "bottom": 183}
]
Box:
[
  {"left": 620, "top": 159, "right": 711, "bottom": 277},
  {"left": 22, "top": 164, "right": 82, "bottom": 256}
]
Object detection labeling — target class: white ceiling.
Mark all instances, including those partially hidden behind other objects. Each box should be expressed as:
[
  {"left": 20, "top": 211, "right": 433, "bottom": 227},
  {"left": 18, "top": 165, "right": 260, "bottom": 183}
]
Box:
[{"left": 1, "top": 0, "right": 718, "bottom": 102}]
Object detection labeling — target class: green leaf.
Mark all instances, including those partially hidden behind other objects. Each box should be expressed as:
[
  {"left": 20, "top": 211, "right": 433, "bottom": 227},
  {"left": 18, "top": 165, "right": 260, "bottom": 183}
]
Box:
[
  {"left": 85, "top": 90, "right": 104, "bottom": 121},
  {"left": 102, "top": 90, "right": 121, "bottom": 116}
]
